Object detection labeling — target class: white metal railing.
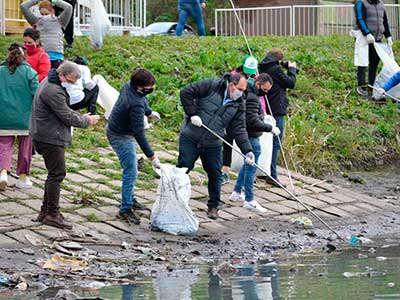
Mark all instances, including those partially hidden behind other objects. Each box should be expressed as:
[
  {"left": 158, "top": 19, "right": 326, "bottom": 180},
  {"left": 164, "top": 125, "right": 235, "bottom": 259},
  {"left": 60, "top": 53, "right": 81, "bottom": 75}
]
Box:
[{"left": 215, "top": 4, "right": 400, "bottom": 39}]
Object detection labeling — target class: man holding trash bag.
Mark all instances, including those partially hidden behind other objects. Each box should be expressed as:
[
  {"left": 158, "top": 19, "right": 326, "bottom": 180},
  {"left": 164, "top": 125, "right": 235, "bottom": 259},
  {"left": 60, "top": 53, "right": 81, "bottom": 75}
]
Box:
[{"left": 177, "top": 73, "right": 254, "bottom": 220}]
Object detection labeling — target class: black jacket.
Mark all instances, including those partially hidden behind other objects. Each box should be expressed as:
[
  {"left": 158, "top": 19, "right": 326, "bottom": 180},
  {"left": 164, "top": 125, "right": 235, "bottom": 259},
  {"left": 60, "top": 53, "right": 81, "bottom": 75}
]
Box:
[
  {"left": 222, "top": 83, "right": 272, "bottom": 167},
  {"left": 107, "top": 82, "right": 154, "bottom": 158},
  {"left": 258, "top": 54, "right": 297, "bottom": 116},
  {"left": 179, "top": 74, "right": 252, "bottom": 154},
  {"left": 30, "top": 69, "right": 89, "bottom": 146}
]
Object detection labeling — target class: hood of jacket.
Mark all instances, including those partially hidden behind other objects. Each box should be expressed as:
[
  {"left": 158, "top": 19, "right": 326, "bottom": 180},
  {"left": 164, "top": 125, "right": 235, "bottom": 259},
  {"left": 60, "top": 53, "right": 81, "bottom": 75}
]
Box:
[
  {"left": 48, "top": 68, "right": 61, "bottom": 85},
  {"left": 260, "top": 54, "right": 280, "bottom": 70}
]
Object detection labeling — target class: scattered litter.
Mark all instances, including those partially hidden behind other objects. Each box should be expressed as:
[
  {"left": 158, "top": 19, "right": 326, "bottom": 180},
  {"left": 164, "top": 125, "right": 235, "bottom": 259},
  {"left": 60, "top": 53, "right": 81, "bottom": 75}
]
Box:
[
  {"left": 342, "top": 271, "right": 386, "bottom": 278},
  {"left": 387, "top": 282, "right": 395, "bottom": 288},
  {"left": 326, "top": 243, "right": 336, "bottom": 253},
  {"left": 368, "top": 248, "right": 376, "bottom": 254},
  {"left": 80, "top": 281, "right": 106, "bottom": 290},
  {"left": 358, "top": 253, "right": 368, "bottom": 259},
  {"left": 15, "top": 282, "right": 28, "bottom": 291},
  {"left": 349, "top": 235, "right": 360, "bottom": 246},
  {"left": 376, "top": 256, "right": 387, "bottom": 261},
  {"left": 59, "top": 241, "right": 83, "bottom": 250},
  {"left": 384, "top": 195, "right": 397, "bottom": 200},
  {"left": 43, "top": 254, "right": 88, "bottom": 271},
  {"left": 290, "top": 216, "right": 313, "bottom": 229},
  {"left": 0, "top": 274, "right": 9, "bottom": 285}
]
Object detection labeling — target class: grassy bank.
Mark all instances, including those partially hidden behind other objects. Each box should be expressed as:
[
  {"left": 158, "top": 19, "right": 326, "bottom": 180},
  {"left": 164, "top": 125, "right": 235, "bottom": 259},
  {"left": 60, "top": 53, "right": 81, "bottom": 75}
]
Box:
[{"left": 0, "top": 35, "right": 399, "bottom": 176}]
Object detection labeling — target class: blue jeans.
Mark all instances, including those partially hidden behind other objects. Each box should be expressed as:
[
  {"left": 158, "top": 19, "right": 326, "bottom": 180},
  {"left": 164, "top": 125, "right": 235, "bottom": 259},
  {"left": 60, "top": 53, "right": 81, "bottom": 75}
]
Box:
[
  {"left": 234, "top": 137, "right": 261, "bottom": 201},
  {"left": 107, "top": 131, "right": 138, "bottom": 213},
  {"left": 177, "top": 135, "right": 222, "bottom": 209},
  {"left": 271, "top": 115, "right": 285, "bottom": 179},
  {"left": 176, "top": 2, "right": 206, "bottom": 36}
]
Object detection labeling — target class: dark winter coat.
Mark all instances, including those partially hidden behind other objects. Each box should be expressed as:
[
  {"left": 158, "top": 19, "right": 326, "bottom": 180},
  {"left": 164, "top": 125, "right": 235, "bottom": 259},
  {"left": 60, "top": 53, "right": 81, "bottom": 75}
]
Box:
[
  {"left": 258, "top": 54, "right": 297, "bottom": 116},
  {"left": 179, "top": 74, "right": 252, "bottom": 154},
  {"left": 30, "top": 69, "right": 89, "bottom": 146}
]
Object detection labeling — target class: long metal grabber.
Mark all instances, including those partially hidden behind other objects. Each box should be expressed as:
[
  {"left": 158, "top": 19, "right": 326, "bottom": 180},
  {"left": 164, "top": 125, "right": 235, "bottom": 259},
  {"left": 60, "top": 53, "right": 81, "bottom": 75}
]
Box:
[
  {"left": 201, "top": 123, "right": 345, "bottom": 241},
  {"left": 368, "top": 84, "right": 400, "bottom": 103}
]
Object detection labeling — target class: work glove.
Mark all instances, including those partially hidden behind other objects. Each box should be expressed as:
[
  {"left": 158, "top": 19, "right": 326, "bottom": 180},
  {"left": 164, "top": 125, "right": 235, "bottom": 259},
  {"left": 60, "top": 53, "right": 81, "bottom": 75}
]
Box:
[
  {"left": 271, "top": 126, "right": 281, "bottom": 136},
  {"left": 387, "top": 36, "right": 393, "bottom": 47},
  {"left": 190, "top": 115, "right": 202, "bottom": 127},
  {"left": 366, "top": 33, "right": 375, "bottom": 44},
  {"left": 376, "top": 87, "right": 386, "bottom": 97},
  {"left": 50, "top": 0, "right": 58, "bottom": 4},
  {"left": 149, "top": 111, "right": 161, "bottom": 121},
  {"left": 151, "top": 156, "right": 161, "bottom": 169},
  {"left": 244, "top": 152, "right": 255, "bottom": 166}
]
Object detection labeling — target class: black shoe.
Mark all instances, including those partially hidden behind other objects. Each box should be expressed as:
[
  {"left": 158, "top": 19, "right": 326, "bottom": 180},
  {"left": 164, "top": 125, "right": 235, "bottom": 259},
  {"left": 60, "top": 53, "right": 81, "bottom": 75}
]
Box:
[
  {"left": 132, "top": 199, "right": 148, "bottom": 211},
  {"left": 117, "top": 209, "right": 141, "bottom": 225},
  {"left": 356, "top": 86, "right": 369, "bottom": 98},
  {"left": 65, "top": 44, "right": 73, "bottom": 49},
  {"left": 265, "top": 177, "right": 286, "bottom": 188},
  {"left": 207, "top": 207, "right": 219, "bottom": 220}
]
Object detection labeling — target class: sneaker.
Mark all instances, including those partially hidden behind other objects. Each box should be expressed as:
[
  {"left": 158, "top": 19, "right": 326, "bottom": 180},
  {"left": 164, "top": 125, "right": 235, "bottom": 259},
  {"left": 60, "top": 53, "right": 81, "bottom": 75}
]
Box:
[
  {"left": 265, "top": 177, "right": 286, "bottom": 188},
  {"left": 207, "top": 207, "right": 219, "bottom": 220},
  {"left": 356, "top": 86, "right": 369, "bottom": 98},
  {"left": 132, "top": 199, "right": 148, "bottom": 211},
  {"left": 15, "top": 177, "right": 33, "bottom": 189},
  {"left": 221, "top": 172, "right": 229, "bottom": 185},
  {"left": 243, "top": 200, "right": 267, "bottom": 213},
  {"left": 117, "top": 209, "right": 141, "bottom": 225},
  {"left": 0, "top": 173, "right": 7, "bottom": 191},
  {"left": 229, "top": 191, "right": 244, "bottom": 202}
]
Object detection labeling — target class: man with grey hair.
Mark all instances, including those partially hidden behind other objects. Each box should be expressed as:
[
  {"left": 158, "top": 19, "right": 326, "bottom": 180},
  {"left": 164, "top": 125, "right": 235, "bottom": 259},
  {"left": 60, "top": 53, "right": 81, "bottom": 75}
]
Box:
[{"left": 30, "top": 61, "right": 99, "bottom": 230}]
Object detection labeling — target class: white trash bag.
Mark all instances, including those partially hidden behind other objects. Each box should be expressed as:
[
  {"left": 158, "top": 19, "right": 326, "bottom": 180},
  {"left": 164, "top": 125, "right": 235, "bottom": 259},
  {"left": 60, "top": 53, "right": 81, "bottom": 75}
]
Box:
[
  {"left": 151, "top": 164, "right": 199, "bottom": 236},
  {"left": 231, "top": 115, "right": 274, "bottom": 176},
  {"left": 373, "top": 43, "right": 400, "bottom": 99},
  {"left": 88, "top": 0, "right": 111, "bottom": 48}
]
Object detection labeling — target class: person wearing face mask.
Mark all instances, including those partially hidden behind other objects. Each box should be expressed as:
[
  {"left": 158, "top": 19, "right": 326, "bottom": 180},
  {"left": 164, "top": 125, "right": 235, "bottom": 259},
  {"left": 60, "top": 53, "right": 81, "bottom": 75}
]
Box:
[
  {"left": 30, "top": 61, "right": 99, "bottom": 229},
  {"left": 0, "top": 43, "right": 38, "bottom": 191},
  {"left": 177, "top": 73, "right": 254, "bottom": 220},
  {"left": 223, "top": 74, "right": 281, "bottom": 213},
  {"left": 23, "top": 28, "right": 51, "bottom": 83},
  {"left": 21, "top": 0, "right": 72, "bottom": 69},
  {"left": 258, "top": 48, "right": 297, "bottom": 188},
  {"left": 106, "top": 68, "right": 161, "bottom": 225}
]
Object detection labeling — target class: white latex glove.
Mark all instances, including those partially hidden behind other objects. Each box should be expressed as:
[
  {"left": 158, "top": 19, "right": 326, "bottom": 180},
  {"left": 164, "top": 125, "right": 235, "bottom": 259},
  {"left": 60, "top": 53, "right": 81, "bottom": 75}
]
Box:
[
  {"left": 190, "top": 115, "right": 202, "bottom": 127},
  {"left": 151, "top": 156, "right": 161, "bottom": 169},
  {"left": 244, "top": 152, "right": 255, "bottom": 165},
  {"left": 149, "top": 111, "right": 161, "bottom": 121},
  {"left": 271, "top": 126, "right": 281, "bottom": 136},
  {"left": 201, "top": 2, "right": 206, "bottom": 8},
  {"left": 366, "top": 33, "right": 375, "bottom": 44},
  {"left": 376, "top": 87, "right": 385, "bottom": 97},
  {"left": 387, "top": 36, "right": 393, "bottom": 47}
]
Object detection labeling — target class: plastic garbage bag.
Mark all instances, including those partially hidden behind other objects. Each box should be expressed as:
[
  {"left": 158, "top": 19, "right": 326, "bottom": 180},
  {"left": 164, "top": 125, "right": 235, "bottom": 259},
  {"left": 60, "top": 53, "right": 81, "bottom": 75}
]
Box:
[
  {"left": 151, "top": 164, "right": 199, "bottom": 236},
  {"left": 88, "top": 0, "right": 111, "bottom": 48},
  {"left": 373, "top": 43, "right": 400, "bottom": 99},
  {"left": 231, "top": 115, "right": 274, "bottom": 176}
]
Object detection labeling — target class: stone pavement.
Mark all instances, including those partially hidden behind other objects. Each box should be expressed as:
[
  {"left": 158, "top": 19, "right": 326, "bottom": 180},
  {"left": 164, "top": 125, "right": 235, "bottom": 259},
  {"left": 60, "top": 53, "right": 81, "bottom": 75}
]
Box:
[{"left": 0, "top": 146, "right": 394, "bottom": 247}]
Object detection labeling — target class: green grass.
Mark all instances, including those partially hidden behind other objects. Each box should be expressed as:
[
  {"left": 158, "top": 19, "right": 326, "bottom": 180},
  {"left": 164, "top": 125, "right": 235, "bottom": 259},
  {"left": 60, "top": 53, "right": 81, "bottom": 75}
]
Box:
[{"left": 1, "top": 35, "right": 398, "bottom": 177}]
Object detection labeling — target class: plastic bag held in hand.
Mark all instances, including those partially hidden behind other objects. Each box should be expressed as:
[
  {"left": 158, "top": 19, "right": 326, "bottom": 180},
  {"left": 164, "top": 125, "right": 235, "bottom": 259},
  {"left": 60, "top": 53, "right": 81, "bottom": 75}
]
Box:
[
  {"left": 88, "top": 0, "right": 111, "bottom": 48},
  {"left": 149, "top": 111, "right": 161, "bottom": 121},
  {"left": 366, "top": 33, "right": 375, "bottom": 44},
  {"left": 245, "top": 152, "right": 255, "bottom": 165},
  {"left": 271, "top": 126, "right": 281, "bottom": 136},
  {"left": 190, "top": 115, "right": 202, "bottom": 127}
]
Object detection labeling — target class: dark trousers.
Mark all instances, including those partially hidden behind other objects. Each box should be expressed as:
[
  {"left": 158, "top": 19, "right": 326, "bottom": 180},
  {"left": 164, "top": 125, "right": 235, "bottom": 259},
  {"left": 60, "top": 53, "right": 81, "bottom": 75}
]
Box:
[
  {"left": 177, "top": 135, "right": 222, "bottom": 209},
  {"left": 271, "top": 115, "right": 285, "bottom": 179},
  {"left": 70, "top": 85, "right": 99, "bottom": 114},
  {"left": 357, "top": 44, "right": 380, "bottom": 87},
  {"left": 33, "top": 141, "right": 66, "bottom": 213},
  {"left": 51, "top": 60, "right": 63, "bottom": 69},
  {"left": 55, "top": 0, "right": 76, "bottom": 45}
]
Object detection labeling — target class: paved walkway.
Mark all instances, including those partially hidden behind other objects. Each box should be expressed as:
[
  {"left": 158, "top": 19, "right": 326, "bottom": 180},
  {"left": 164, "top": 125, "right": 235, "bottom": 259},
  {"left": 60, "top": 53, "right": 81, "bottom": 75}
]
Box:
[{"left": 0, "top": 146, "right": 393, "bottom": 247}]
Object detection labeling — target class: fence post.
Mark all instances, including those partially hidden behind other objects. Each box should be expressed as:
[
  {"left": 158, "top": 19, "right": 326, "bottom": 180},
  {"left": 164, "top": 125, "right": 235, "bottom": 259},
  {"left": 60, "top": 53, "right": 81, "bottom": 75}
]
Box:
[
  {"left": 291, "top": 6, "right": 294, "bottom": 36},
  {"left": 214, "top": 9, "right": 218, "bottom": 36},
  {"left": 0, "top": 0, "right": 4, "bottom": 35}
]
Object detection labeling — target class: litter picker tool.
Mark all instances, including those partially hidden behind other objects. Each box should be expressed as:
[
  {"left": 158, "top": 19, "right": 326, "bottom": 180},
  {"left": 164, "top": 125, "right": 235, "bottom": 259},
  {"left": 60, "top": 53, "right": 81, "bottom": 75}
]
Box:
[
  {"left": 368, "top": 84, "right": 400, "bottom": 103},
  {"left": 201, "top": 123, "right": 345, "bottom": 241}
]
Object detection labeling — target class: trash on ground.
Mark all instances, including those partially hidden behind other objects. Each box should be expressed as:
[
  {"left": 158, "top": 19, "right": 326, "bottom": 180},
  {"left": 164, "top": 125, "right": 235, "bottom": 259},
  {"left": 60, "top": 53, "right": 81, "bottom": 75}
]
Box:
[
  {"left": 214, "top": 262, "right": 237, "bottom": 279},
  {"left": 59, "top": 241, "right": 83, "bottom": 250},
  {"left": 358, "top": 253, "right": 368, "bottom": 259},
  {"left": 15, "top": 281, "right": 28, "bottom": 291},
  {"left": 43, "top": 254, "right": 88, "bottom": 271},
  {"left": 342, "top": 271, "right": 386, "bottom": 278},
  {"left": 290, "top": 216, "right": 313, "bottom": 229},
  {"left": 376, "top": 256, "right": 387, "bottom": 261},
  {"left": 0, "top": 274, "right": 9, "bottom": 285},
  {"left": 80, "top": 281, "right": 107, "bottom": 290},
  {"left": 387, "top": 282, "right": 396, "bottom": 288}
]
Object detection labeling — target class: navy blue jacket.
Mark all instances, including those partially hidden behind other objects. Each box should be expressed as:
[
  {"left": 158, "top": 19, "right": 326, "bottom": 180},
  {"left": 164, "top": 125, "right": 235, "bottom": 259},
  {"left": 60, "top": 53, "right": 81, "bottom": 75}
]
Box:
[{"left": 107, "top": 82, "right": 154, "bottom": 158}]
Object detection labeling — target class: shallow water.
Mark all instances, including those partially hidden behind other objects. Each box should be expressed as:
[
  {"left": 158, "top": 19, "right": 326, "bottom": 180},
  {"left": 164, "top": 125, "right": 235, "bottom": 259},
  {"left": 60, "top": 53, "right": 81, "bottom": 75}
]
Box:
[{"left": 2, "top": 243, "right": 400, "bottom": 300}]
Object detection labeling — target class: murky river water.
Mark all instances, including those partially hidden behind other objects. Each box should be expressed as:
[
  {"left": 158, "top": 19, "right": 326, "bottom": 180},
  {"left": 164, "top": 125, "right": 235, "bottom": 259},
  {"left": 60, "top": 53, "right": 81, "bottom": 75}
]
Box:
[{"left": 2, "top": 242, "right": 399, "bottom": 300}]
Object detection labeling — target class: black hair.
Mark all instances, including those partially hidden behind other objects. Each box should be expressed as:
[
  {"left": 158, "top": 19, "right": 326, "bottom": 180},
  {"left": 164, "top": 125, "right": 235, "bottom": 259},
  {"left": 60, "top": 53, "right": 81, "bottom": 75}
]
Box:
[
  {"left": 74, "top": 56, "right": 88, "bottom": 66},
  {"left": 23, "top": 28, "right": 40, "bottom": 41},
  {"left": 256, "top": 73, "right": 273, "bottom": 86},
  {"left": 227, "top": 73, "right": 244, "bottom": 85},
  {"left": 130, "top": 68, "right": 156, "bottom": 88}
]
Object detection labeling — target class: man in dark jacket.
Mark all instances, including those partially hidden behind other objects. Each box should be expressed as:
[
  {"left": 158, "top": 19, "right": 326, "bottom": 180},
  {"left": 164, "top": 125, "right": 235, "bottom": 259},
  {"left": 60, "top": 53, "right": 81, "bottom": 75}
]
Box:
[
  {"left": 106, "top": 68, "right": 161, "bottom": 225},
  {"left": 177, "top": 73, "right": 254, "bottom": 220},
  {"left": 353, "top": 0, "right": 392, "bottom": 97},
  {"left": 258, "top": 48, "right": 297, "bottom": 187},
  {"left": 30, "top": 61, "right": 99, "bottom": 229},
  {"left": 224, "top": 74, "right": 281, "bottom": 213}
]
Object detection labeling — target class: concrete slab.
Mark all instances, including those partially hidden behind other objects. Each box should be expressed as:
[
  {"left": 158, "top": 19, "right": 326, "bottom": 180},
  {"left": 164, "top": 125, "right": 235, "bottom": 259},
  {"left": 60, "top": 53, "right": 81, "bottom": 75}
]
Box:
[
  {"left": 65, "top": 173, "right": 91, "bottom": 183},
  {"left": 79, "top": 170, "right": 108, "bottom": 180},
  {"left": 2, "top": 202, "right": 35, "bottom": 215},
  {"left": 75, "top": 208, "right": 110, "bottom": 221},
  {"left": 6, "top": 229, "right": 47, "bottom": 245}
]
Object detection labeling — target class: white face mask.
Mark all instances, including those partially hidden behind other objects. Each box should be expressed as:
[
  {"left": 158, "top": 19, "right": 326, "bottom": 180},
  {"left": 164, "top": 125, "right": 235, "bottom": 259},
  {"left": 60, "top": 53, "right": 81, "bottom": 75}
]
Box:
[
  {"left": 231, "top": 88, "right": 243, "bottom": 101},
  {"left": 61, "top": 82, "right": 73, "bottom": 89}
]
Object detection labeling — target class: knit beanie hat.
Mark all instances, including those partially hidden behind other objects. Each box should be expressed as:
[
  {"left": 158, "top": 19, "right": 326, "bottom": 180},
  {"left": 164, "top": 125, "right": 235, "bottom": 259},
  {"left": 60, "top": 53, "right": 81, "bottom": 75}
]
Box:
[
  {"left": 39, "top": 0, "right": 54, "bottom": 12},
  {"left": 242, "top": 55, "right": 258, "bottom": 75}
]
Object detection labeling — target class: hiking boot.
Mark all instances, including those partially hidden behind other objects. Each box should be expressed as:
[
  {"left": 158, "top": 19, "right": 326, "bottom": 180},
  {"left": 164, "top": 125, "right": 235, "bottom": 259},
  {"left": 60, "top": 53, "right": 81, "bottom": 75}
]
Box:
[
  {"left": 265, "top": 177, "right": 286, "bottom": 188},
  {"left": 117, "top": 209, "right": 141, "bottom": 225},
  {"left": 221, "top": 172, "right": 229, "bottom": 185},
  {"left": 33, "top": 206, "right": 47, "bottom": 222},
  {"left": 356, "top": 86, "right": 369, "bottom": 98},
  {"left": 42, "top": 213, "right": 73, "bottom": 230},
  {"left": 243, "top": 200, "right": 267, "bottom": 213},
  {"left": 229, "top": 191, "right": 244, "bottom": 202},
  {"left": 15, "top": 177, "right": 33, "bottom": 189},
  {"left": 207, "top": 207, "right": 219, "bottom": 220},
  {"left": 132, "top": 199, "right": 148, "bottom": 211},
  {"left": 0, "top": 173, "right": 8, "bottom": 191}
]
